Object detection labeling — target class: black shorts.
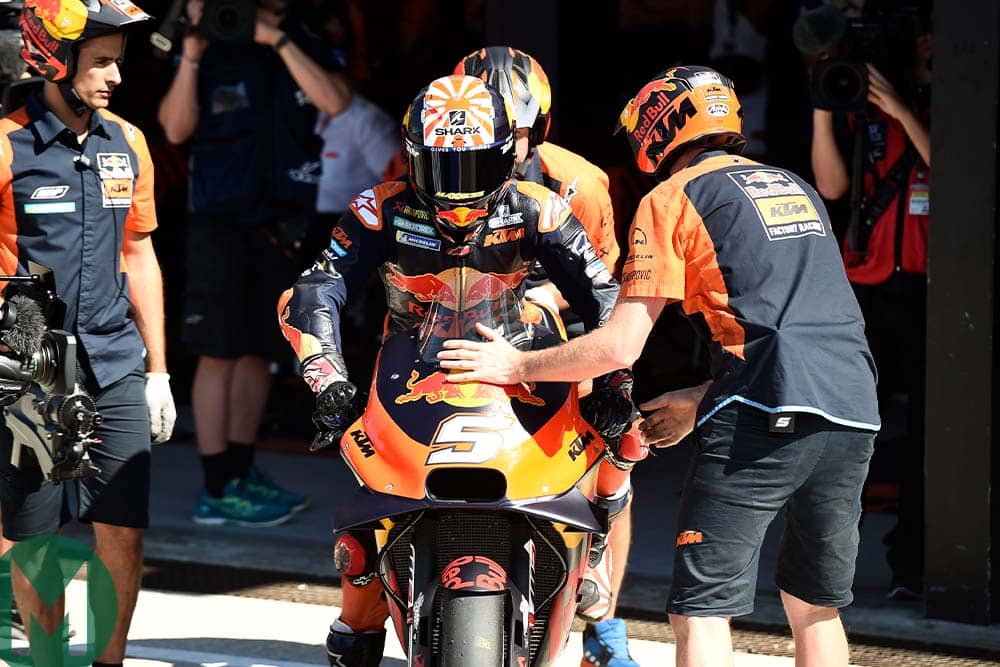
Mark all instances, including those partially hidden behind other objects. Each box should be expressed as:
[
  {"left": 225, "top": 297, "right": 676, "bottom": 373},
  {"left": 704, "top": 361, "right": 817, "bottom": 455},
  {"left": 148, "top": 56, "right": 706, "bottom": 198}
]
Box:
[
  {"left": 182, "top": 218, "right": 300, "bottom": 359},
  {"left": 0, "top": 364, "right": 151, "bottom": 539},
  {"left": 666, "top": 403, "right": 875, "bottom": 617}
]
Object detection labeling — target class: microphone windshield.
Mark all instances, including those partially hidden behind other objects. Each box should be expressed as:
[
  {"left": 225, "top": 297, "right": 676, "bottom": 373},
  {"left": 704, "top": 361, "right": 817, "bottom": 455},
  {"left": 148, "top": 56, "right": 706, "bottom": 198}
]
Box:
[
  {"left": 793, "top": 5, "right": 847, "bottom": 56},
  {"left": 1, "top": 292, "right": 47, "bottom": 356}
]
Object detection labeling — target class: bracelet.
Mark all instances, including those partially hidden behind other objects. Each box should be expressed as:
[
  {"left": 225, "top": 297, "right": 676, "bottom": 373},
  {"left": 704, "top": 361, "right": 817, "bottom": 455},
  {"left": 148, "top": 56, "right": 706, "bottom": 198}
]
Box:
[
  {"left": 274, "top": 33, "right": 290, "bottom": 51},
  {"left": 182, "top": 54, "right": 200, "bottom": 68}
]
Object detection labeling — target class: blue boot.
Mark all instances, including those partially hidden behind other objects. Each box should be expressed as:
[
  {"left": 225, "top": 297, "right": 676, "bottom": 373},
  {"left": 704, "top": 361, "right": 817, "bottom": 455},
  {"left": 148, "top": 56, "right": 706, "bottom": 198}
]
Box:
[{"left": 581, "top": 618, "right": 640, "bottom": 667}]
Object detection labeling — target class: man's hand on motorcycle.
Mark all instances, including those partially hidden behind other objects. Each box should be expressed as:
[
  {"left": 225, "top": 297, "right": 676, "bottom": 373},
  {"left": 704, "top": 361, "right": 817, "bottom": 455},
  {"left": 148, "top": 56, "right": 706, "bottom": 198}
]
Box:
[
  {"left": 637, "top": 381, "right": 711, "bottom": 448},
  {"left": 437, "top": 323, "right": 524, "bottom": 384}
]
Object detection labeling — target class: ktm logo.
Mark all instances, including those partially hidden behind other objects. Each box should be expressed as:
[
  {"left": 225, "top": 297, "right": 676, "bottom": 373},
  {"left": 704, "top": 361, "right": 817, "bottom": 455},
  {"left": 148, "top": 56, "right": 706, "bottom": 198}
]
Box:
[
  {"left": 484, "top": 227, "right": 524, "bottom": 246},
  {"left": 330, "top": 226, "right": 353, "bottom": 249},
  {"left": 676, "top": 530, "right": 703, "bottom": 546},
  {"left": 567, "top": 431, "right": 596, "bottom": 462},
  {"left": 350, "top": 429, "right": 375, "bottom": 458},
  {"left": 770, "top": 202, "right": 810, "bottom": 217},
  {"left": 638, "top": 96, "right": 698, "bottom": 148}
]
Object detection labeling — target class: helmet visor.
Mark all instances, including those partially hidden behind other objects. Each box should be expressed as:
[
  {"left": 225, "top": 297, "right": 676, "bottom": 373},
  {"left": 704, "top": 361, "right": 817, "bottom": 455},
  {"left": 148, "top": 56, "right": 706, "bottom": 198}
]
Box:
[{"left": 408, "top": 138, "right": 513, "bottom": 206}]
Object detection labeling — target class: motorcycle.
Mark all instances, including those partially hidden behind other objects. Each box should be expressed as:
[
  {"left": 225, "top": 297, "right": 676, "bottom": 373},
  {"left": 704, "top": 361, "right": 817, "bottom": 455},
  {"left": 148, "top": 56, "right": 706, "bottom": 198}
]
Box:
[{"left": 332, "top": 271, "right": 609, "bottom": 666}]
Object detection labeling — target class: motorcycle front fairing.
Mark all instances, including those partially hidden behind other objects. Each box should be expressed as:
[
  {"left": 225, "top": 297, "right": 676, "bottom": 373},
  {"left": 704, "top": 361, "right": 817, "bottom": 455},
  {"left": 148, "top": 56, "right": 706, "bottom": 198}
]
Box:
[
  {"left": 334, "top": 273, "right": 606, "bottom": 666},
  {"left": 335, "top": 274, "right": 607, "bottom": 530}
]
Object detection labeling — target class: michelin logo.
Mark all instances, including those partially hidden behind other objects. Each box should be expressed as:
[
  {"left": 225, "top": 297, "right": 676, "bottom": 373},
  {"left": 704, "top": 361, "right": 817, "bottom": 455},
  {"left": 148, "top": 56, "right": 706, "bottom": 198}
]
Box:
[{"left": 396, "top": 231, "right": 441, "bottom": 252}]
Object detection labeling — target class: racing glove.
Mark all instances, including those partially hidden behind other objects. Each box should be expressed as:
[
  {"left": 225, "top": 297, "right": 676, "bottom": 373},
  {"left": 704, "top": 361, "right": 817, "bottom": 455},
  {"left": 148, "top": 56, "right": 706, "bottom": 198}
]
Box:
[
  {"left": 145, "top": 372, "right": 177, "bottom": 444},
  {"left": 311, "top": 380, "right": 365, "bottom": 451},
  {"left": 581, "top": 369, "right": 636, "bottom": 443}
]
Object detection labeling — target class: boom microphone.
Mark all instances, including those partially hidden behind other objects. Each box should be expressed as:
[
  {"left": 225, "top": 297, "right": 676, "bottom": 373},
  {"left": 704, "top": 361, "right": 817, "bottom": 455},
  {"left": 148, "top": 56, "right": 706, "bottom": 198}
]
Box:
[{"left": 0, "top": 292, "right": 46, "bottom": 356}]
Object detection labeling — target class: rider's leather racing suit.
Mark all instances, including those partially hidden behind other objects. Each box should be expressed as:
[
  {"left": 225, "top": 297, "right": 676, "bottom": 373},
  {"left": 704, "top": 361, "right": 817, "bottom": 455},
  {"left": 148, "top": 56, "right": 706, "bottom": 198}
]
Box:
[{"left": 276, "top": 176, "right": 618, "bottom": 636}]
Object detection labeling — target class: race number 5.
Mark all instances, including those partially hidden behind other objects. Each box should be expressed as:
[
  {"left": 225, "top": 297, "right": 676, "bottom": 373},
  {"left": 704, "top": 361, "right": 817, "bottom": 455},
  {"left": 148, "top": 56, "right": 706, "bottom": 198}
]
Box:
[{"left": 426, "top": 414, "right": 514, "bottom": 465}]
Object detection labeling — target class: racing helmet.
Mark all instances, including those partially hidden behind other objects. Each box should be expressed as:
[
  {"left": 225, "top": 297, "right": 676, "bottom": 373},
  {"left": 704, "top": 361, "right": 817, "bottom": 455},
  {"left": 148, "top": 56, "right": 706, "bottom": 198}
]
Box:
[
  {"left": 454, "top": 46, "right": 551, "bottom": 147},
  {"left": 403, "top": 74, "right": 516, "bottom": 233},
  {"left": 615, "top": 65, "right": 746, "bottom": 177},
  {"left": 20, "top": 0, "right": 152, "bottom": 83}
]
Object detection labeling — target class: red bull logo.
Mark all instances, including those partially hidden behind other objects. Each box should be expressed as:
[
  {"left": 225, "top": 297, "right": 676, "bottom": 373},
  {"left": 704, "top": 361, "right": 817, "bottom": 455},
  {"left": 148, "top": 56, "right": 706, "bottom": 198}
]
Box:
[
  {"left": 385, "top": 266, "right": 526, "bottom": 309},
  {"left": 395, "top": 370, "right": 544, "bottom": 408},
  {"left": 437, "top": 206, "right": 489, "bottom": 228},
  {"left": 386, "top": 267, "right": 456, "bottom": 306},
  {"left": 742, "top": 171, "right": 786, "bottom": 185},
  {"left": 619, "top": 76, "right": 680, "bottom": 134},
  {"left": 464, "top": 268, "right": 527, "bottom": 306}
]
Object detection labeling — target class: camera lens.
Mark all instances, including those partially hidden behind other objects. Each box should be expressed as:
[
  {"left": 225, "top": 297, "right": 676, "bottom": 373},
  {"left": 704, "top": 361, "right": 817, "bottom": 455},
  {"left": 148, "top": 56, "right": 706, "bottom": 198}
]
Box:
[
  {"left": 824, "top": 62, "right": 864, "bottom": 102},
  {"left": 202, "top": 0, "right": 255, "bottom": 43},
  {"left": 217, "top": 6, "right": 239, "bottom": 30},
  {"left": 811, "top": 59, "right": 869, "bottom": 112}
]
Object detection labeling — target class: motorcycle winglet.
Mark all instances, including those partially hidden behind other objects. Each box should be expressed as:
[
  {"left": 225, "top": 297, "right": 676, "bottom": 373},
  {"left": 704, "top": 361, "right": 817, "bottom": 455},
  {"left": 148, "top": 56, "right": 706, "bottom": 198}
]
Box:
[{"left": 333, "top": 485, "right": 607, "bottom": 533}]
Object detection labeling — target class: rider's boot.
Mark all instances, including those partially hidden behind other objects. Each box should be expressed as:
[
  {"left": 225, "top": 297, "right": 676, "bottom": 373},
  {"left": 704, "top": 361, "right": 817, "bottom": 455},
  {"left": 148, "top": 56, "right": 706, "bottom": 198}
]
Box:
[
  {"left": 581, "top": 618, "right": 640, "bottom": 667},
  {"left": 326, "top": 619, "right": 385, "bottom": 667}
]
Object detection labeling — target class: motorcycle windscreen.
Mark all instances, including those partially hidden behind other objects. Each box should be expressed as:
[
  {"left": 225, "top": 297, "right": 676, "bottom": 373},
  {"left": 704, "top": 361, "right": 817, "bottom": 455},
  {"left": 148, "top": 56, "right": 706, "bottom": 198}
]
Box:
[
  {"left": 414, "top": 270, "right": 538, "bottom": 364},
  {"left": 349, "top": 269, "right": 605, "bottom": 501}
]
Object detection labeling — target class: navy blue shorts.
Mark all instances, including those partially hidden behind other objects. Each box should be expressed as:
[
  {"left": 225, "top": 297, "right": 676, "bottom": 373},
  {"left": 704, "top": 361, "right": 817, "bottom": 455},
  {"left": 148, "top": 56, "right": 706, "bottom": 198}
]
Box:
[
  {"left": 0, "top": 364, "right": 151, "bottom": 539},
  {"left": 181, "top": 218, "right": 301, "bottom": 360},
  {"left": 666, "top": 403, "right": 875, "bottom": 617}
]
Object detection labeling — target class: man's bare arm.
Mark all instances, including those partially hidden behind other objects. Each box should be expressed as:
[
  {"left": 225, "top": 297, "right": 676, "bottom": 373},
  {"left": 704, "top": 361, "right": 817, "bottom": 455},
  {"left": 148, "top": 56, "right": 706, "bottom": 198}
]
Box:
[
  {"left": 438, "top": 297, "right": 667, "bottom": 384},
  {"left": 122, "top": 230, "right": 166, "bottom": 373}
]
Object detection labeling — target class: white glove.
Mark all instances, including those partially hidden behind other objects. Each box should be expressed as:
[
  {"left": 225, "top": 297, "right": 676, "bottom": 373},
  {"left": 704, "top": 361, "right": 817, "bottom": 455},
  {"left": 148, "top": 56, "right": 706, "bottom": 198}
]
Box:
[{"left": 145, "top": 372, "right": 176, "bottom": 444}]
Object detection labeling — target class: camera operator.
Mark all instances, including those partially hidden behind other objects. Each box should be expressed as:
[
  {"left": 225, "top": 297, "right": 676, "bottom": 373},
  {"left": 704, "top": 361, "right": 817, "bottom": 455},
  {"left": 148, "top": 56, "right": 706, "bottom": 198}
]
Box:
[
  {"left": 807, "top": 0, "right": 932, "bottom": 601},
  {"left": 157, "top": 0, "right": 350, "bottom": 526},
  {"left": 0, "top": 0, "right": 176, "bottom": 664}
]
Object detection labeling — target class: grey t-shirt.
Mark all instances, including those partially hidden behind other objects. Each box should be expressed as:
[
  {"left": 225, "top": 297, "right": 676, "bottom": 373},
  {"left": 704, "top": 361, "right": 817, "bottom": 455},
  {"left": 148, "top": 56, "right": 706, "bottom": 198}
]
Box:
[{"left": 314, "top": 95, "right": 399, "bottom": 213}]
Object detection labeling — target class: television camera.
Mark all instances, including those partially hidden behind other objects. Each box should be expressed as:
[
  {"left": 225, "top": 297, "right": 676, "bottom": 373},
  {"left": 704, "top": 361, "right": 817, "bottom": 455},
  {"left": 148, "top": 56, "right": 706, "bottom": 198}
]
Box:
[
  {"left": 0, "top": 264, "right": 101, "bottom": 483},
  {"left": 794, "top": 4, "right": 923, "bottom": 111},
  {"left": 150, "top": 0, "right": 256, "bottom": 56}
]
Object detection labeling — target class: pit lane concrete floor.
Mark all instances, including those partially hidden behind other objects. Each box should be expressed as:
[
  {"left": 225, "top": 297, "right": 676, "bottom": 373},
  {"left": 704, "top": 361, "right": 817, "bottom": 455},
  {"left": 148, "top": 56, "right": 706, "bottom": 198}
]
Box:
[
  {"left": 59, "top": 414, "right": 1000, "bottom": 662},
  {"left": 4, "top": 579, "right": 851, "bottom": 666}
]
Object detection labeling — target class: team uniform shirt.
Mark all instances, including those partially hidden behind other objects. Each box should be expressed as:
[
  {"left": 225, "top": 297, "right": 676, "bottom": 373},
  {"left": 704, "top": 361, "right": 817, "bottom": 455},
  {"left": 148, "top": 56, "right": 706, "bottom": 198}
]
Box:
[
  {"left": 314, "top": 94, "right": 400, "bottom": 214},
  {"left": 523, "top": 142, "right": 619, "bottom": 274},
  {"left": 839, "top": 105, "right": 930, "bottom": 284},
  {"left": 621, "top": 151, "right": 879, "bottom": 430},
  {"left": 0, "top": 95, "right": 157, "bottom": 387},
  {"left": 187, "top": 18, "right": 341, "bottom": 223},
  {"left": 278, "top": 179, "right": 619, "bottom": 388}
]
